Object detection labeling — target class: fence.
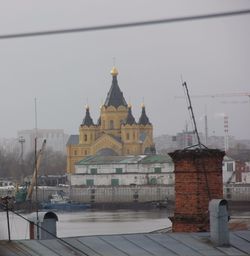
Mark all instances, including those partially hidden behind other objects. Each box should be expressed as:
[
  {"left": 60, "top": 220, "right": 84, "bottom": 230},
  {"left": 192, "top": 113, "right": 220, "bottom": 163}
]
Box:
[
  {"left": 25, "top": 183, "right": 250, "bottom": 203},
  {"left": 34, "top": 185, "right": 174, "bottom": 203},
  {"left": 224, "top": 184, "right": 250, "bottom": 201}
]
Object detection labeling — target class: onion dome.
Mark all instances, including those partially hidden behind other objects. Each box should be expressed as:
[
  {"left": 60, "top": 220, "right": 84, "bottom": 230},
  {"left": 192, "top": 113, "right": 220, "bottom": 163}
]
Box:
[
  {"left": 123, "top": 105, "right": 136, "bottom": 125},
  {"left": 138, "top": 103, "right": 151, "bottom": 125},
  {"left": 104, "top": 67, "right": 127, "bottom": 108},
  {"left": 81, "top": 105, "right": 94, "bottom": 126},
  {"left": 110, "top": 67, "right": 118, "bottom": 76}
]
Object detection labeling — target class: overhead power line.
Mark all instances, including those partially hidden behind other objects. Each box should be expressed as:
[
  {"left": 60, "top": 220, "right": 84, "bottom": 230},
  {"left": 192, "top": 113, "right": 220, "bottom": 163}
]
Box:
[{"left": 0, "top": 9, "right": 249, "bottom": 40}]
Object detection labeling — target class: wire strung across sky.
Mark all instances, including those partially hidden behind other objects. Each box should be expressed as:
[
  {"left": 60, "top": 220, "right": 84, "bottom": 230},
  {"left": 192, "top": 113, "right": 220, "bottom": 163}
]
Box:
[{"left": 0, "top": 9, "right": 249, "bottom": 40}]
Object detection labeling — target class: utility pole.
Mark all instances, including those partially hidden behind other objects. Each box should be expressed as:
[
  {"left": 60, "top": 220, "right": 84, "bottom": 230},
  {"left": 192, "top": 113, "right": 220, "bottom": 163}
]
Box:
[
  {"left": 2, "top": 196, "right": 11, "bottom": 241},
  {"left": 18, "top": 136, "right": 25, "bottom": 182},
  {"left": 224, "top": 115, "right": 229, "bottom": 152},
  {"left": 204, "top": 106, "right": 208, "bottom": 146}
]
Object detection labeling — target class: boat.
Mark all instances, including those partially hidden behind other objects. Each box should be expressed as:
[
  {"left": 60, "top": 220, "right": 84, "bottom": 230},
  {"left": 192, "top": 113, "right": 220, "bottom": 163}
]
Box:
[{"left": 41, "top": 191, "right": 90, "bottom": 211}]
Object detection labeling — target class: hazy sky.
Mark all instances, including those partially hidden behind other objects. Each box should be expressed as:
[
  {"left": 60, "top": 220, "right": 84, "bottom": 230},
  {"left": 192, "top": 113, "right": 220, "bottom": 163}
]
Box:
[{"left": 0, "top": 1, "right": 249, "bottom": 140}]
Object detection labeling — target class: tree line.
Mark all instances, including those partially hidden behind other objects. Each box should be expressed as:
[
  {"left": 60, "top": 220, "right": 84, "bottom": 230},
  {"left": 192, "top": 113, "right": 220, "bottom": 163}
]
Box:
[{"left": 0, "top": 145, "right": 66, "bottom": 182}]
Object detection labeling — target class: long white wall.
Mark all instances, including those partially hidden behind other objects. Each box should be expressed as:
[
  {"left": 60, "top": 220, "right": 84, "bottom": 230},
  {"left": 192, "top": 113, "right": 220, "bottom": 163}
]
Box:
[
  {"left": 71, "top": 173, "right": 174, "bottom": 186},
  {"left": 75, "top": 162, "right": 173, "bottom": 174},
  {"left": 73, "top": 161, "right": 174, "bottom": 186}
]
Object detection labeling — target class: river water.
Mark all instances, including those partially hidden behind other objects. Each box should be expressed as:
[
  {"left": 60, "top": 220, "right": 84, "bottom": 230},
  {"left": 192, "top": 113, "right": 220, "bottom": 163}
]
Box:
[{"left": 0, "top": 209, "right": 171, "bottom": 240}]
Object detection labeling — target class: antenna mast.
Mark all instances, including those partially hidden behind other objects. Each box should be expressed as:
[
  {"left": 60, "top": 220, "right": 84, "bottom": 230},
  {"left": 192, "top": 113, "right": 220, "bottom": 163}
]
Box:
[
  {"left": 34, "top": 97, "right": 39, "bottom": 240},
  {"left": 182, "top": 81, "right": 201, "bottom": 147},
  {"left": 204, "top": 105, "right": 208, "bottom": 146}
]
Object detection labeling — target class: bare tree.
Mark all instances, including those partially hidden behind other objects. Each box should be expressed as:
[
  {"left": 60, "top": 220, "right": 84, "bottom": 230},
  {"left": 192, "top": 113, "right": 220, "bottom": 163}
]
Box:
[{"left": 0, "top": 145, "right": 66, "bottom": 182}]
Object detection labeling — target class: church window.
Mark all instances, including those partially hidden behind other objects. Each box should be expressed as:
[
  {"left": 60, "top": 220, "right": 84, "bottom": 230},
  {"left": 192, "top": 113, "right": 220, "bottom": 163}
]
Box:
[
  {"left": 84, "top": 134, "right": 87, "bottom": 141},
  {"left": 126, "top": 133, "right": 130, "bottom": 140},
  {"left": 133, "top": 132, "right": 135, "bottom": 140},
  {"left": 85, "top": 150, "right": 88, "bottom": 155},
  {"left": 110, "top": 120, "right": 114, "bottom": 129},
  {"left": 74, "top": 150, "right": 77, "bottom": 156}
]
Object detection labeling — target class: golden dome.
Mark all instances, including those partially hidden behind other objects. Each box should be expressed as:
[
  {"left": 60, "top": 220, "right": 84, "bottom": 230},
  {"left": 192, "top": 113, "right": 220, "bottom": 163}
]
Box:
[
  {"left": 141, "top": 102, "right": 145, "bottom": 108},
  {"left": 85, "top": 104, "right": 89, "bottom": 110},
  {"left": 110, "top": 66, "right": 118, "bottom": 76}
]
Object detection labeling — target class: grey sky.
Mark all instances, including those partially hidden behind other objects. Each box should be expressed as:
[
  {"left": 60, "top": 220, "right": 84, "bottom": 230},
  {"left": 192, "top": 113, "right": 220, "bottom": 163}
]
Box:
[{"left": 0, "top": 0, "right": 249, "bottom": 140}]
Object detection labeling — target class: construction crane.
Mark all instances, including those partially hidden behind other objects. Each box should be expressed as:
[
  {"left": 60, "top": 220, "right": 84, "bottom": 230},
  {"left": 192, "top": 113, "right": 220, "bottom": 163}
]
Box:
[
  {"left": 175, "top": 92, "right": 250, "bottom": 100},
  {"left": 175, "top": 91, "right": 250, "bottom": 150},
  {"left": 15, "top": 139, "right": 46, "bottom": 203},
  {"left": 26, "top": 139, "right": 46, "bottom": 201}
]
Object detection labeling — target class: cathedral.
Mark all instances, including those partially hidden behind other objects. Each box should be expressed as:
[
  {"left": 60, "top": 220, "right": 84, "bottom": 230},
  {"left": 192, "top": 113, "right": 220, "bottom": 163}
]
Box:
[{"left": 67, "top": 67, "right": 155, "bottom": 173}]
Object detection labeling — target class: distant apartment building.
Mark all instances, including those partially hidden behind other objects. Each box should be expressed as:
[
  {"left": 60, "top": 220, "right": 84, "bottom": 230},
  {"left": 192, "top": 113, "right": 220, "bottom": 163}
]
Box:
[
  {"left": 154, "top": 134, "right": 177, "bottom": 151},
  {"left": 154, "top": 131, "right": 238, "bottom": 152},
  {"left": 17, "top": 129, "right": 69, "bottom": 155},
  {"left": 0, "top": 137, "right": 19, "bottom": 153}
]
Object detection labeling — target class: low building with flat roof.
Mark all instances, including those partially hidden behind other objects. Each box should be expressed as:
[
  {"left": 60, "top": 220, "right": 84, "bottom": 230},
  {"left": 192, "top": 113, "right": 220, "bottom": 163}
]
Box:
[{"left": 70, "top": 154, "right": 174, "bottom": 187}]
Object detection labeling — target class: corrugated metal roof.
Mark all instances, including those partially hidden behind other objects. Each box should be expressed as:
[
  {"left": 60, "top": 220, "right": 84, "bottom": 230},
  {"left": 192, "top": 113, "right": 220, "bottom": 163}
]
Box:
[
  {"left": 76, "top": 155, "right": 145, "bottom": 165},
  {"left": 1, "top": 231, "right": 250, "bottom": 256},
  {"left": 140, "top": 155, "right": 172, "bottom": 164},
  {"left": 76, "top": 155, "right": 172, "bottom": 166},
  {"left": 66, "top": 135, "right": 79, "bottom": 146}
]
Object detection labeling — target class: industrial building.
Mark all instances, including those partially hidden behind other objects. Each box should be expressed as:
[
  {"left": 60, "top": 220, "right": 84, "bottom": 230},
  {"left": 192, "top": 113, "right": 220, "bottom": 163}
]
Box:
[{"left": 70, "top": 154, "right": 174, "bottom": 187}]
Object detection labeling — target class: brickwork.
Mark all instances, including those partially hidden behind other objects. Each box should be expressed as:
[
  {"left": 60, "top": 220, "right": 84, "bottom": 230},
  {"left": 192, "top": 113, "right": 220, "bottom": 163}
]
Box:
[{"left": 169, "top": 148, "right": 225, "bottom": 232}]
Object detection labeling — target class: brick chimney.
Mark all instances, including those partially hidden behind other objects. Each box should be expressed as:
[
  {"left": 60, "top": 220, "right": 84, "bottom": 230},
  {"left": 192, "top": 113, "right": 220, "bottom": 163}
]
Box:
[{"left": 169, "top": 148, "right": 225, "bottom": 232}]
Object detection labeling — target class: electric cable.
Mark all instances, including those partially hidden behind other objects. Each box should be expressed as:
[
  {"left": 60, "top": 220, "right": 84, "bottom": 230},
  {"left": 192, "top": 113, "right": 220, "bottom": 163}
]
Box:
[
  {"left": 0, "top": 9, "right": 249, "bottom": 40},
  {"left": 0, "top": 201, "right": 90, "bottom": 256}
]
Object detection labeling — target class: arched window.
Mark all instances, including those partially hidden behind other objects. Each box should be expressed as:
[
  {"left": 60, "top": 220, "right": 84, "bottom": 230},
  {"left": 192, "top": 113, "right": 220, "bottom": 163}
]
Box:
[
  {"left": 110, "top": 120, "right": 114, "bottom": 129},
  {"left": 126, "top": 133, "right": 130, "bottom": 140},
  {"left": 84, "top": 134, "right": 87, "bottom": 142}
]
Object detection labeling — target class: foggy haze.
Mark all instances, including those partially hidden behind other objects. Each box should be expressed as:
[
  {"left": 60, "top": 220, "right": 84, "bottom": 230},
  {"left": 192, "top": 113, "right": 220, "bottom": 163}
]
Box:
[{"left": 0, "top": 1, "right": 249, "bottom": 140}]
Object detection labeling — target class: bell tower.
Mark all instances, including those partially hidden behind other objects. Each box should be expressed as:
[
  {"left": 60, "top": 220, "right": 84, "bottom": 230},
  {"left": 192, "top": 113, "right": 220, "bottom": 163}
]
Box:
[
  {"left": 121, "top": 105, "right": 140, "bottom": 155},
  {"left": 100, "top": 67, "right": 128, "bottom": 138}
]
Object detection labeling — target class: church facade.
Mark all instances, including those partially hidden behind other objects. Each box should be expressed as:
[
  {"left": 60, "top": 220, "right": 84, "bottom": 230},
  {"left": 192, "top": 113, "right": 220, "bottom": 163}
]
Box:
[{"left": 67, "top": 67, "right": 155, "bottom": 173}]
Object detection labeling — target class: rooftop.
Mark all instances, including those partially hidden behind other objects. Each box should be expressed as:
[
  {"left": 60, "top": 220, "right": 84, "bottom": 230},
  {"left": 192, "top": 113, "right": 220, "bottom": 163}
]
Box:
[
  {"left": 104, "top": 67, "right": 127, "bottom": 108},
  {"left": 1, "top": 231, "right": 250, "bottom": 256},
  {"left": 76, "top": 154, "right": 172, "bottom": 165},
  {"left": 66, "top": 135, "right": 79, "bottom": 146}
]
